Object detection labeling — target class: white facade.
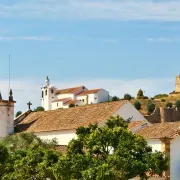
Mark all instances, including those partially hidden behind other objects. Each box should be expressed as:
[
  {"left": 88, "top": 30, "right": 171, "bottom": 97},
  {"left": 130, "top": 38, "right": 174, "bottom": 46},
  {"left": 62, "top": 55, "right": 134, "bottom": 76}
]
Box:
[
  {"left": 147, "top": 139, "right": 162, "bottom": 152},
  {"left": 35, "top": 129, "right": 76, "bottom": 145},
  {"left": 36, "top": 101, "right": 146, "bottom": 145},
  {"left": 0, "top": 92, "right": 15, "bottom": 140},
  {"left": 41, "top": 77, "right": 110, "bottom": 111},
  {"left": 170, "top": 136, "right": 180, "bottom": 180}
]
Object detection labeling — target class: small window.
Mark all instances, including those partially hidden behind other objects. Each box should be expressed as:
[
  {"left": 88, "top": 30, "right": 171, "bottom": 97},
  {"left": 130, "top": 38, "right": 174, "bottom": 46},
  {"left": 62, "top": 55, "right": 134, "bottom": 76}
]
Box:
[
  {"left": 94, "top": 97, "right": 97, "bottom": 100},
  {"left": 42, "top": 91, "right": 44, "bottom": 98},
  {"left": 45, "top": 90, "right": 47, "bottom": 96},
  {"left": 57, "top": 103, "right": 58, "bottom": 107},
  {"left": 51, "top": 89, "right": 54, "bottom": 94},
  {"left": 82, "top": 99, "right": 84, "bottom": 102}
]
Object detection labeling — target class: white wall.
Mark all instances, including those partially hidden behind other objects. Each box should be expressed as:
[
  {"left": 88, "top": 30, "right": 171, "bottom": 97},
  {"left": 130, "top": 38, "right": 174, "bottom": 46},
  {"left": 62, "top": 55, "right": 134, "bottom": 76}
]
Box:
[
  {"left": 147, "top": 139, "right": 162, "bottom": 152},
  {"left": 113, "top": 101, "right": 145, "bottom": 122},
  {"left": 88, "top": 94, "right": 96, "bottom": 104},
  {"left": 57, "top": 93, "right": 75, "bottom": 100},
  {"left": 77, "top": 95, "right": 87, "bottom": 105},
  {"left": 97, "top": 89, "right": 109, "bottom": 103},
  {"left": 35, "top": 129, "right": 77, "bottom": 145},
  {"left": 170, "top": 136, "right": 180, "bottom": 180},
  {"left": 0, "top": 101, "right": 15, "bottom": 138}
]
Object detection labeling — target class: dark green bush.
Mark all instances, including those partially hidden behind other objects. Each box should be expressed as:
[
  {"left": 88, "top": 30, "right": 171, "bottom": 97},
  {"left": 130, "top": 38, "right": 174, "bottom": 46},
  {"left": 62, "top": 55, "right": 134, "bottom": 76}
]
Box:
[
  {"left": 147, "top": 102, "right": 156, "bottom": 114},
  {"left": 124, "top": 94, "right": 132, "bottom": 101},
  {"left": 134, "top": 101, "right": 141, "bottom": 110},
  {"left": 175, "top": 100, "right": 180, "bottom": 108},
  {"left": 111, "top": 96, "right": 120, "bottom": 101},
  {"left": 161, "top": 99, "right": 166, "bottom": 102},
  {"left": 69, "top": 103, "right": 75, "bottom": 108},
  {"left": 165, "top": 102, "right": 173, "bottom": 108}
]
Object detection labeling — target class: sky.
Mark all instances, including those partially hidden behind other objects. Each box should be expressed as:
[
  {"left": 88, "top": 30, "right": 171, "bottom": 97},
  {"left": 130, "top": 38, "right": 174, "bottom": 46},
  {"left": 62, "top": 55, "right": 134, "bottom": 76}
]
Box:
[{"left": 0, "top": 0, "right": 180, "bottom": 112}]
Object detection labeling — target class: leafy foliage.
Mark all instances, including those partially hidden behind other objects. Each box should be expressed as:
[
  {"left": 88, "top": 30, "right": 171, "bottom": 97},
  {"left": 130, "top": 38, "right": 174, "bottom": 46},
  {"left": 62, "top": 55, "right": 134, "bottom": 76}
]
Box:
[
  {"left": 59, "top": 116, "right": 168, "bottom": 179},
  {"left": 147, "top": 102, "right": 156, "bottom": 114},
  {"left": 0, "top": 119, "right": 168, "bottom": 180},
  {"left": 165, "top": 102, "right": 173, "bottom": 108},
  {"left": 111, "top": 96, "right": 120, "bottom": 101},
  {"left": 15, "top": 111, "right": 22, "bottom": 118},
  {"left": 69, "top": 103, "right": 75, "bottom": 108},
  {"left": 124, "top": 93, "right": 132, "bottom": 101},
  {"left": 34, "top": 106, "right": 45, "bottom": 112},
  {"left": 134, "top": 101, "right": 141, "bottom": 110},
  {"left": 175, "top": 100, "right": 180, "bottom": 108},
  {"left": 154, "top": 94, "right": 168, "bottom": 99}
]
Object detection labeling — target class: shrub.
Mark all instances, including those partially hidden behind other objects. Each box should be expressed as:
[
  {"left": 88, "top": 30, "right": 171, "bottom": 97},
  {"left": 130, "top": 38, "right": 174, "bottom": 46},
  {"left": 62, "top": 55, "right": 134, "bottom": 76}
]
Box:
[
  {"left": 134, "top": 101, "right": 141, "bottom": 110},
  {"left": 15, "top": 111, "right": 22, "bottom": 117},
  {"left": 124, "top": 94, "right": 132, "bottom": 101},
  {"left": 175, "top": 100, "right": 180, "bottom": 108},
  {"left": 154, "top": 94, "right": 168, "bottom": 99},
  {"left": 165, "top": 102, "right": 173, "bottom": 108},
  {"left": 34, "top": 106, "right": 45, "bottom": 112},
  {"left": 111, "top": 96, "right": 120, "bottom": 101},
  {"left": 161, "top": 99, "right": 166, "bottom": 102},
  {"left": 137, "top": 89, "right": 144, "bottom": 97},
  {"left": 147, "top": 102, "right": 156, "bottom": 114},
  {"left": 69, "top": 103, "right": 75, "bottom": 108}
]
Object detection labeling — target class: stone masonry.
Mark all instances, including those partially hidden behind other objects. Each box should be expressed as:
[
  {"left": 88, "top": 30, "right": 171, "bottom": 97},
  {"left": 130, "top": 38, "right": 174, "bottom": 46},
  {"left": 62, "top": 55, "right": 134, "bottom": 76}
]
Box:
[{"left": 175, "top": 75, "right": 180, "bottom": 92}]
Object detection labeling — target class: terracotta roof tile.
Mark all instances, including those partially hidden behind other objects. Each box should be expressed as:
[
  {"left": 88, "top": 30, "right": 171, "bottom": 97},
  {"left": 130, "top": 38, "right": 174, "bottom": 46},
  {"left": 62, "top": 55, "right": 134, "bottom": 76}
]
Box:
[
  {"left": 128, "top": 120, "right": 148, "bottom": 131},
  {"left": 136, "top": 122, "right": 180, "bottom": 139},
  {"left": 55, "top": 86, "right": 84, "bottom": 95},
  {"left": 77, "top": 89, "right": 103, "bottom": 96},
  {"left": 15, "top": 101, "right": 128, "bottom": 133},
  {"left": 52, "top": 98, "right": 70, "bottom": 103},
  {"left": 65, "top": 99, "right": 79, "bottom": 105}
]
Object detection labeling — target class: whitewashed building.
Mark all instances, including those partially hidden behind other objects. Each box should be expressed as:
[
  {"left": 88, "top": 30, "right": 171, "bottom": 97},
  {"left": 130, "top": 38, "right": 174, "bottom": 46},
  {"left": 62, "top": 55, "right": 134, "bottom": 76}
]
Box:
[
  {"left": 41, "top": 76, "right": 111, "bottom": 111},
  {"left": 0, "top": 90, "right": 15, "bottom": 140}
]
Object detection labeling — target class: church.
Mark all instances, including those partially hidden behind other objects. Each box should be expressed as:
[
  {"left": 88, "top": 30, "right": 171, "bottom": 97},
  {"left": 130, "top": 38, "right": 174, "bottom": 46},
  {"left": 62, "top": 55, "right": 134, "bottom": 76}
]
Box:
[
  {"left": 1, "top": 77, "right": 180, "bottom": 178},
  {"left": 41, "top": 76, "right": 111, "bottom": 110}
]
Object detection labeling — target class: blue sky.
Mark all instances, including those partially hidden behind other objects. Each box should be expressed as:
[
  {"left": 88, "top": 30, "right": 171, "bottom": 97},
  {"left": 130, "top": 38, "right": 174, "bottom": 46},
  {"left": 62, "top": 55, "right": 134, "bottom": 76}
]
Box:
[{"left": 0, "top": 0, "right": 180, "bottom": 112}]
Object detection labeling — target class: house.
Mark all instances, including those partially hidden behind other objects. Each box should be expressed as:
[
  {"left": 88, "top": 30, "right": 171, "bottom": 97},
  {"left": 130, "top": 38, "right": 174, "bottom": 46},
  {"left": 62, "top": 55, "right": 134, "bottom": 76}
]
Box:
[
  {"left": 0, "top": 90, "right": 16, "bottom": 140},
  {"left": 15, "top": 100, "right": 146, "bottom": 145},
  {"left": 41, "top": 76, "right": 111, "bottom": 110},
  {"left": 135, "top": 122, "right": 180, "bottom": 179}
]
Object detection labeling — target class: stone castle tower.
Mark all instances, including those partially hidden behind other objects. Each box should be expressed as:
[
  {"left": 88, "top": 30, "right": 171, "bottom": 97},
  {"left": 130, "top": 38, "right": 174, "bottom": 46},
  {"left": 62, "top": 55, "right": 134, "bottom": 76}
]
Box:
[
  {"left": 175, "top": 75, "right": 180, "bottom": 92},
  {"left": 0, "top": 90, "right": 15, "bottom": 140}
]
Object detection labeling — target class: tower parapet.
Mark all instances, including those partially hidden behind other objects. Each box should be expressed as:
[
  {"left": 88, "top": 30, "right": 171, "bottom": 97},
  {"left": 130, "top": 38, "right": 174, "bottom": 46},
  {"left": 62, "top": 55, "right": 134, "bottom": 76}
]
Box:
[{"left": 175, "top": 75, "right": 180, "bottom": 92}]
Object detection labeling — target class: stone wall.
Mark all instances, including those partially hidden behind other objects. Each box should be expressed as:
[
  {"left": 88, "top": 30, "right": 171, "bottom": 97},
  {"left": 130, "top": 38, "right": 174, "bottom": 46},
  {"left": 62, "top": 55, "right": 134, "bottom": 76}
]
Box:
[
  {"left": 175, "top": 75, "right": 180, "bottom": 92},
  {"left": 145, "top": 107, "right": 180, "bottom": 123}
]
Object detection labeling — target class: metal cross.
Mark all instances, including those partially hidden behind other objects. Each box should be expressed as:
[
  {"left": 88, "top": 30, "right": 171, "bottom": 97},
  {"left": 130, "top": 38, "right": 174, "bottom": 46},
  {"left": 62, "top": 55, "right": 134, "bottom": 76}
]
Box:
[{"left": 27, "top": 101, "right": 32, "bottom": 110}]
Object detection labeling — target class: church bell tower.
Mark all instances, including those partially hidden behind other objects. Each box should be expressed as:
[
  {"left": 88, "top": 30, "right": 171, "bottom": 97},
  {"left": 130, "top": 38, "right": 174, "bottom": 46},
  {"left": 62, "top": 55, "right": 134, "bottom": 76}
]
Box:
[{"left": 41, "top": 76, "right": 55, "bottom": 111}]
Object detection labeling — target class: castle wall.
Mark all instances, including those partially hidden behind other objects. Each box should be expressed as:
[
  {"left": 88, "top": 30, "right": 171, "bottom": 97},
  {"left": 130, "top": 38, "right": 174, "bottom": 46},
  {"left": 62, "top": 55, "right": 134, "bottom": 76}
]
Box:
[
  {"left": 175, "top": 75, "right": 180, "bottom": 92},
  {"left": 145, "top": 107, "right": 180, "bottom": 123}
]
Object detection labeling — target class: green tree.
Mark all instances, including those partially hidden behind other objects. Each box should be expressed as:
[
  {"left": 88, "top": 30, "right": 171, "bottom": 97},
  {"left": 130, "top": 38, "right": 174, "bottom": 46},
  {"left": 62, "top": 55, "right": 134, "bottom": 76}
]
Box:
[
  {"left": 0, "top": 133, "right": 60, "bottom": 180},
  {"left": 166, "top": 102, "right": 173, "bottom": 108},
  {"left": 137, "top": 89, "right": 144, "bottom": 98},
  {"left": 56, "top": 116, "right": 168, "bottom": 179},
  {"left": 147, "top": 102, "right": 156, "bottom": 114},
  {"left": 34, "top": 106, "right": 45, "bottom": 112},
  {"left": 175, "top": 100, "right": 180, "bottom": 108},
  {"left": 69, "top": 103, "right": 75, "bottom": 108},
  {"left": 15, "top": 111, "right": 22, "bottom": 118},
  {"left": 124, "top": 93, "right": 132, "bottom": 101},
  {"left": 134, "top": 101, "right": 141, "bottom": 110},
  {"left": 111, "top": 96, "right": 120, "bottom": 101}
]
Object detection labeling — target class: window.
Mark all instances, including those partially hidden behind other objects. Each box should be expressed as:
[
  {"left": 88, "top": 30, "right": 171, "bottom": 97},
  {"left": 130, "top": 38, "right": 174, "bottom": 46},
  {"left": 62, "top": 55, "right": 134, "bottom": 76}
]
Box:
[
  {"left": 94, "top": 97, "right": 97, "bottom": 99},
  {"left": 42, "top": 91, "right": 44, "bottom": 98},
  {"left": 57, "top": 103, "right": 58, "bottom": 107},
  {"left": 45, "top": 90, "right": 47, "bottom": 96},
  {"left": 51, "top": 89, "right": 54, "bottom": 94},
  {"left": 82, "top": 99, "right": 84, "bottom": 102}
]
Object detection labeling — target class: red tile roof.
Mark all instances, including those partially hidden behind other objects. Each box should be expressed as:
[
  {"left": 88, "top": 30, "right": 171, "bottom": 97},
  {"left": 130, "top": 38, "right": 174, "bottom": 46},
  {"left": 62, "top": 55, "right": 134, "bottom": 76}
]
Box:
[
  {"left": 55, "top": 86, "right": 84, "bottom": 95},
  {"left": 136, "top": 122, "right": 180, "bottom": 139},
  {"left": 65, "top": 99, "right": 79, "bottom": 105},
  {"left": 15, "top": 101, "right": 128, "bottom": 133},
  {"left": 52, "top": 98, "right": 70, "bottom": 103},
  {"left": 77, "top": 89, "right": 103, "bottom": 96}
]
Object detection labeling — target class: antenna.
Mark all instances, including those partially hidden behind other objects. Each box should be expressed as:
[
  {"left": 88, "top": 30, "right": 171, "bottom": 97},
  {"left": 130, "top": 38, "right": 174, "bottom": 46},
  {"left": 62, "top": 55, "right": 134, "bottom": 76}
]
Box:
[{"left": 8, "top": 54, "right": 11, "bottom": 95}]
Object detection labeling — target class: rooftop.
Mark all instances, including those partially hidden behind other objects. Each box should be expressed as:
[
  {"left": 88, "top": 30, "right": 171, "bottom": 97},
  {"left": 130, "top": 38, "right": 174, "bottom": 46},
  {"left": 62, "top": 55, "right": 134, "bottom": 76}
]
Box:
[
  {"left": 136, "top": 121, "right": 180, "bottom": 139},
  {"left": 77, "top": 89, "right": 103, "bottom": 96},
  {"left": 55, "top": 86, "right": 85, "bottom": 95},
  {"left": 15, "top": 101, "right": 128, "bottom": 133}
]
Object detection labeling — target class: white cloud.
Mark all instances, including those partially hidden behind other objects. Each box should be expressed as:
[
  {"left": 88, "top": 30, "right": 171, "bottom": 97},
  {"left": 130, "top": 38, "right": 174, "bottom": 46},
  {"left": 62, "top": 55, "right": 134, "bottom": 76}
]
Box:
[
  {"left": 147, "top": 37, "right": 180, "bottom": 43},
  {"left": 1, "top": 0, "right": 180, "bottom": 21},
  {"left": 0, "top": 36, "right": 53, "bottom": 41},
  {"left": 0, "top": 77, "right": 174, "bottom": 113}
]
